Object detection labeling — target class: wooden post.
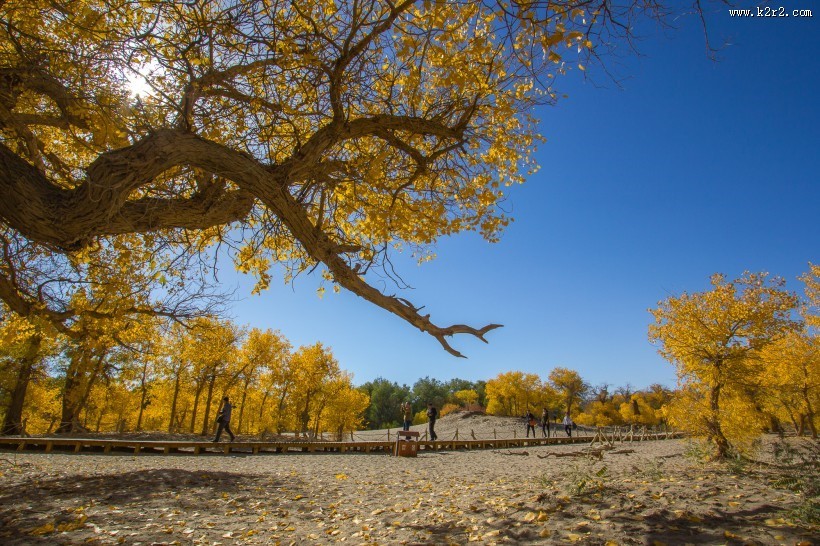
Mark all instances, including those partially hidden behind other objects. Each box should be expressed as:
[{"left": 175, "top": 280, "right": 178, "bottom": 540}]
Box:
[{"left": 493, "top": 428, "right": 497, "bottom": 439}]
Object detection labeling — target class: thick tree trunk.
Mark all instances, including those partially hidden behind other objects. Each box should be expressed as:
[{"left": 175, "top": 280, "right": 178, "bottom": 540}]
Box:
[
  {"left": 708, "top": 383, "right": 731, "bottom": 459},
  {"left": 57, "top": 350, "right": 107, "bottom": 433},
  {"left": 1, "top": 334, "right": 41, "bottom": 435},
  {"left": 168, "top": 369, "right": 182, "bottom": 432},
  {"left": 57, "top": 360, "right": 83, "bottom": 433},
  {"left": 801, "top": 382, "right": 817, "bottom": 439},
  {"left": 299, "top": 389, "right": 318, "bottom": 438},
  {"left": 257, "top": 388, "right": 271, "bottom": 429},
  {"left": 136, "top": 362, "right": 149, "bottom": 431},
  {"left": 276, "top": 385, "right": 291, "bottom": 434},
  {"left": 200, "top": 373, "right": 216, "bottom": 436},
  {"left": 237, "top": 376, "right": 251, "bottom": 434},
  {"left": 189, "top": 377, "right": 204, "bottom": 433},
  {"left": 313, "top": 399, "right": 327, "bottom": 439}
]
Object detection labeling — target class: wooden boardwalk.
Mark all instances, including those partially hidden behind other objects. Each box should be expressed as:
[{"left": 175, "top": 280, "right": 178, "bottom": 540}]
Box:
[{"left": 0, "top": 432, "right": 682, "bottom": 456}]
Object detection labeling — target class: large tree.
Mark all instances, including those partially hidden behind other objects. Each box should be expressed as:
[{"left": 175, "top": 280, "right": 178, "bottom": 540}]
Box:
[
  {"left": 649, "top": 273, "right": 798, "bottom": 458},
  {"left": 0, "top": 0, "right": 700, "bottom": 355}
]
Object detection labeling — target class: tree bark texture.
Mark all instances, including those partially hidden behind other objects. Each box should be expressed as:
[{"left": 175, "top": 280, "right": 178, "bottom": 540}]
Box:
[
  {"left": 1, "top": 334, "right": 41, "bottom": 435},
  {"left": 0, "top": 128, "right": 500, "bottom": 356}
]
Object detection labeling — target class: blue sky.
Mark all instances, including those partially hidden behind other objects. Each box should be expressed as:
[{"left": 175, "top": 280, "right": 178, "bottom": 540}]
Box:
[{"left": 227, "top": 5, "right": 819, "bottom": 390}]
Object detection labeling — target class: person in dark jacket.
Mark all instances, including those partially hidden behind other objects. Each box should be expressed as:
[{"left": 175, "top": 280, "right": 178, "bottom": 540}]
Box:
[
  {"left": 540, "top": 407, "right": 550, "bottom": 438},
  {"left": 426, "top": 403, "right": 438, "bottom": 441},
  {"left": 212, "top": 396, "right": 235, "bottom": 442}
]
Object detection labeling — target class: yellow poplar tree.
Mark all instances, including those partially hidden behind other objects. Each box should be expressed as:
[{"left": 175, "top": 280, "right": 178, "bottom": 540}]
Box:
[
  {"left": 0, "top": 0, "right": 703, "bottom": 357},
  {"left": 485, "top": 371, "right": 543, "bottom": 416},
  {"left": 548, "top": 367, "right": 588, "bottom": 416},
  {"left": 649, "top": 272, "right": 798, "bottom": 458},
  {"left": 758, "top": 329, "right": 819, "bottom": 438},
  {"left": 233, "top": 328, "right": 290, "bottom": 434}
]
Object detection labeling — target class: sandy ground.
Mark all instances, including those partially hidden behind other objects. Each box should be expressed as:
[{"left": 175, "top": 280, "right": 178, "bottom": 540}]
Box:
[{"left": 0, "top": 414, "right": 816, "bottom": 545}]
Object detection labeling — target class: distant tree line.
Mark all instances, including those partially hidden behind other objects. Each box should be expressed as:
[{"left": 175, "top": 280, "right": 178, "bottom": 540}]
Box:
[{"left": 357, "top": 377, "right": 486, "bottom": 430}]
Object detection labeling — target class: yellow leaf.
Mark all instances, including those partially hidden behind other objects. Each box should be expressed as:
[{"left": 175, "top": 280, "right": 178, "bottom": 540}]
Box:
[
  {"left": 57, "top": 515, "right": 87, "bottom": 532},
  {"left": 29, "top": 522, "right": 55, "bottom": 536}
]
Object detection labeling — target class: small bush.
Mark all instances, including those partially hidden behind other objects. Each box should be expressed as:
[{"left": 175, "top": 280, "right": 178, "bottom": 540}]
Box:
[{"left": 770, "top": 439, "right": 819, "bottom": 525}]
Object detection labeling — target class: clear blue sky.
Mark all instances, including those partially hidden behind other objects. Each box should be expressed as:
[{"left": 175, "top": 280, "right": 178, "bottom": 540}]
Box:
[{"left": 227, "top": 6, "right": 819, "bottom": 390}]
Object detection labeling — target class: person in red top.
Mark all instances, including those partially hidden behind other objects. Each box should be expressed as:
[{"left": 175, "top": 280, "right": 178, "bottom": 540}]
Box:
[{"left": 525, "top": 410, "right": 536, "bottom": 437}]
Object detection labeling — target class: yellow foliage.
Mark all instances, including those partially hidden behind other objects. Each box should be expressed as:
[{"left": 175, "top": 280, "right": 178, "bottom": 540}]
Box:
[
  {"left": 454, "top": 389, "right": 479, "bottom": 406},
  {"left": 649, "top": 272, "right": 798, "bottom": 456},
  {"left": 440, "top": 403, "right": 460, "bottom": 417}
]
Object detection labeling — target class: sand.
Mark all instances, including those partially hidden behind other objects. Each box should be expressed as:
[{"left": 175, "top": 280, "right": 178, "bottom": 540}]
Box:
[{"left": 0, "top": 413, "right": 816, "bottom": 545}]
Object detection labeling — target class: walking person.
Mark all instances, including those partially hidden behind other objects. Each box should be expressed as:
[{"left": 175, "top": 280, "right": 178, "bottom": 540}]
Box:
[
  {"left": 525, "top": 410, "right": 536, "bottom": 438},
  {"left": 563, "top": 412, "right": 574, "bottom": 437},
  {"left": 212, "top": 396, "right": 235, "bottom": 442},
  {"left": 426, "top": 402, "right": 438, "bottom": 441},
  {"left": 401, "top": 401, "right": 413, "bottom": 432},
  {"left": 541, "top": 407, "right": 550, "bottom": 438}
]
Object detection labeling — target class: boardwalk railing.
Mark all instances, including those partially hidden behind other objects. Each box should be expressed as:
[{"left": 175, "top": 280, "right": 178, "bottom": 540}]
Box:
[{"left": 0, "top": 429, "right": 683, "bottom": 456}]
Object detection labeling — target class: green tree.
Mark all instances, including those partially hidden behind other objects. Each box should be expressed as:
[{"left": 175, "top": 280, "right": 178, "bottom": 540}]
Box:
[
  {"left": 359, "top": 378, "right": 411, "bottom": 429},
  {"left": 412, "top": 377, "right": 448, "bottom": 410}
]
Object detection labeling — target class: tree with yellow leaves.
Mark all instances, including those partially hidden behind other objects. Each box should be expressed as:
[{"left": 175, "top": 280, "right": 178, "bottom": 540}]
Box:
[
  {"left": 649, "top": 273, "right": 798, "bottom": 458},
  {"left": 549, "top": 367, "right": 588, "bottom": 416},
  {"left": 289, "top": 343, "right": 342, "bottom": 438},
  {"left": 0, "top": 0, "right": 707, "bottom": 356},
  {"left": 0, "top": 312, "right": 60, "bottom": 434},
  {"left": 799, "top": 263, "right": 819, "bottom": 330},
  {"left": 758, "top": 329, "right": 819, "bottom": 438},
  {"left": 485, "top": 371, "right": 544, "bottom": 416},
  {"left": 232, "top": 328, "right": 290, "bottom": 434}
]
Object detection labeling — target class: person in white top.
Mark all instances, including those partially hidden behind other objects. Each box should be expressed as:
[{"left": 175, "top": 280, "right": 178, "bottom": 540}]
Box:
[{"left": 562, "top": 413, "right": 574, "bottom": 437}]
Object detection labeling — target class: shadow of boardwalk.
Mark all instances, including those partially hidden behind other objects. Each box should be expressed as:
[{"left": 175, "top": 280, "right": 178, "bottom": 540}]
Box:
[{"left": 0, "top": 468, "right": 286, "bottom": 545}]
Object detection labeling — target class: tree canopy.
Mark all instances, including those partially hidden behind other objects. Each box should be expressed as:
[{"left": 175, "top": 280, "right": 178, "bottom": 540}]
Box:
[{"left": 0, "top": 0, "right": 700, "bottom": 355}]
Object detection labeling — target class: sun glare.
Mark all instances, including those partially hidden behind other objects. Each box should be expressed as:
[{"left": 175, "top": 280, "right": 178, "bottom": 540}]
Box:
[{"left": 126, "top": 72, "right": 151, "bottom": 98}]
